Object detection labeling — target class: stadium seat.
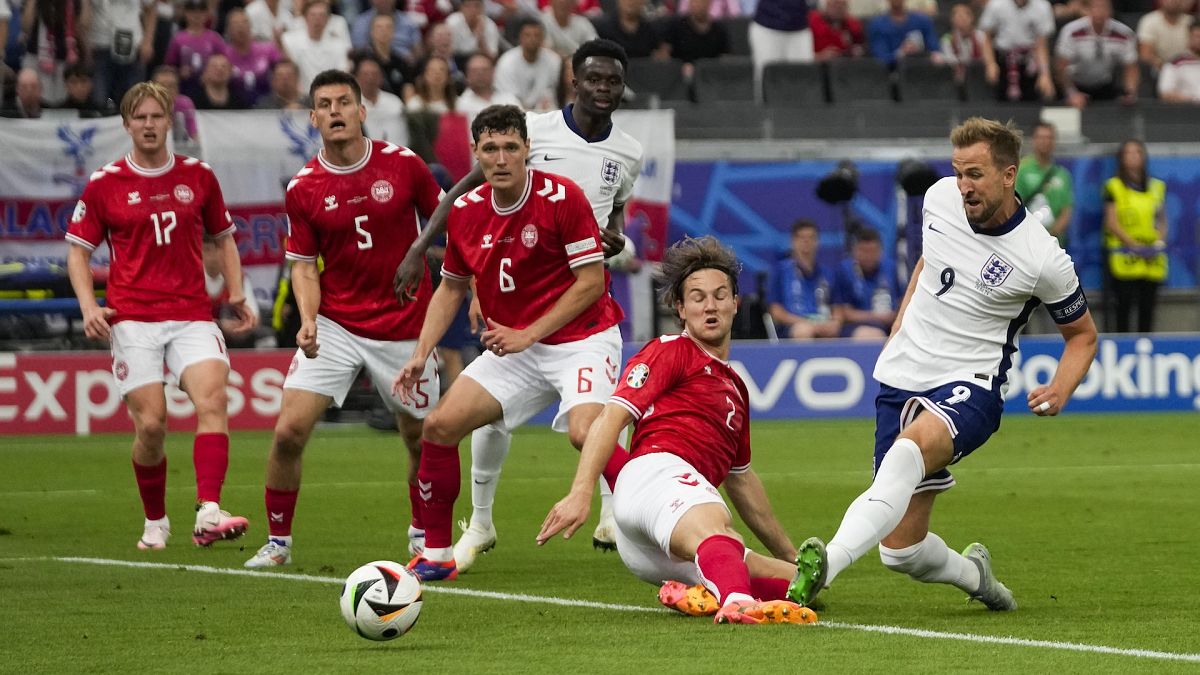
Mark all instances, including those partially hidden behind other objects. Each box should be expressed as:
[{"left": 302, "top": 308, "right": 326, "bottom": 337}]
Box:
[
  {"left": 762, "top": 62, "right": 827, "bottom": 107},
  {"left": 897, "top": 58, "right": 960, "bottom": 103},
  {"left": 961, "top": 61, "right": 995, "bottom": 102},
  {"left": 1138, "top": 61, "right": 1157, "bottom": 100},
  {"left": 827, "top": 58, "right": 894, "bottom": 103},
  {"left": 772, "top": 103, "right": 955, "bottom": 139},
  {"left": 625, "top": 58, "right": 689, "bottom": 106},
  {"left": 1140, "top": 101, "right": 1200, "bottom": 142},
  {"left": 956, "top": 102, "right": 1042, "bottom": 130},
  {"left": 671, "top": 101, "right": 767, "bottom": 139},
  {"left": 1081, "top": 103, "right": 1137, "bottom": 143},
  {"left": 693, "top": 57, "right": 756, "bottom": 104},
  {"left": 723, "top": 16, "right": 752, "bottom": 57}
]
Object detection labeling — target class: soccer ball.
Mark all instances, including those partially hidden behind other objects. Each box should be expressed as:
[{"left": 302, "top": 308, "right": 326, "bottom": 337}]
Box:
[{"left": 339, "top": 560, "right": 423, "bottom": 641}]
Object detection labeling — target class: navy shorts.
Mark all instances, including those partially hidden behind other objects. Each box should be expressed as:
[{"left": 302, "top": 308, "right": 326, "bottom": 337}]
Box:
[{"left": 873, "top": 381, "right": 1004, "bottom": 492}]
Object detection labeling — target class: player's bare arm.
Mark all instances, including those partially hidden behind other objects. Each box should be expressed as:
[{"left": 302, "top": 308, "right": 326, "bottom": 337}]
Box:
[
  {"left": 1028, "top": 309, "right": 1097, "bottom": 416},
  {"left": 724, "top": 469, "right": 797, "bottom": 562},
  {"left": 393, "top": 275, "right": 471, "bottom": 403},
  {"left": 480, "top": 261, "right": 605, "bottom": 356},
  {"left": 215, "top": 232, "right": 256, "bottom": 333},
  {"left": 537, "top": 402, "right": 629, "bottom": 545},
  {"left": 66, "top": 243, "right": 116, "bottom": 341},
  {"left": 394, "top": 165, "right": 485, "bottom": 303},
  {"left": 291, "top": 260, "right": 322, "bottom": 358},
  {"left": 599, "top": 204, "right": 626, "bottom": 257}
]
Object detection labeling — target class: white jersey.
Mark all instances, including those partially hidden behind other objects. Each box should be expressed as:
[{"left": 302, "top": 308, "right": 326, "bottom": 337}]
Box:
[
  {"left": 874, "top": 177, "right": 1087, "bottom": 395},
  {"left": 524, "top": 108, "right": 644, "bottom": 229}
]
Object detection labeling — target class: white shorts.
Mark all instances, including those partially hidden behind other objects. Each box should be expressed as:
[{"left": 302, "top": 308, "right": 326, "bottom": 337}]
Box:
[
  {"left": 109, "top": 320, "right": 230, "bottom": 397},
  {"left": 283, "top": 314, "right": 440, "bottom": 418},
  {"left": 612, "top": 453, "right": 728, "bottom": 586},
  {"left": 461, "top": 325, "right": 621, "bottom": 433}
]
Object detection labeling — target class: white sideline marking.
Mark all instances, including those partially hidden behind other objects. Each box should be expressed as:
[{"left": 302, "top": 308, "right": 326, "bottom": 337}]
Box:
[{"left": 7, "top": 556, "right": 1198, "bottom": 663}]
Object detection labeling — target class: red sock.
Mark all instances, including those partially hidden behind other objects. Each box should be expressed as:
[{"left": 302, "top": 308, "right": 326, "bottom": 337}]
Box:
[
  {"left": 417, "top": 440, "right": 460, "bottom": 549},
  {"left": 265, "top": 487, "right": 299, "bottom": 537},
  {"left": 602, "top": 444, "right": 629, "bottom": 491},
  {"left": 408, "top": 482, "right": 423, "bottom": 530},
  {"left": 132, "top": 458, "right": 167, "bottom": 521},
  {"left": 750, "top": 576, "right": 791, "bottom": 601},
  {"left": 695, "top": 535, "right": 752, "bottom": 604},
  {"left": 193, "top": 433, "right": 229, "bottom": 504}
]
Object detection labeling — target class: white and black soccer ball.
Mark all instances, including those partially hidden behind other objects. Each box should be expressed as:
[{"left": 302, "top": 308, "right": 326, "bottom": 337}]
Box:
[{"left": 339, "top": 560, "right": 423, "bottom": 641}]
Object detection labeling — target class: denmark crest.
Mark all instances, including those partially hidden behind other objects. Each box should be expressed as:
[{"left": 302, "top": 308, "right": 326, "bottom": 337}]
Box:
[
  {"left": 601, "top": 157, "right": 621, "bottom": 187},
  {"left": 521, "top": 224, "right": 538, "bottom": 248},
  {"left": 173, "top": 184, "right": 194, "bottom": 203},
  {"left": 626, "top": 363, "right": 649, "bottom": 388},
  {"left": 114, "top": 361, "right": 129, "bottom": 381},
  {"left": 371, "top": 179, "right": 393, "bottom": 203},
  {"left": 979, "top": 253, "right": 1015, "bottom": 287}
]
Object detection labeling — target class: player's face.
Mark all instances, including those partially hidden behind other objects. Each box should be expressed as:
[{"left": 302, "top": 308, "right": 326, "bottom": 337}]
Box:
[
  {"left": 952, "top": 141, "right": 1016, "bottom": 227},
  {"left": 474, "top": 129, "right": 530, "bottom": 191},
  {"left": 676, "top": 268, "right": 737, "bottom": 347},
  {"left": 573, "top": 57, "right": 625, "bottom": 117},
  {"left": 311, "top": 84, "right": 365, "bottom": 144},
  {"left": 124, "top": 96, "right": 171, "bottom": 155}
]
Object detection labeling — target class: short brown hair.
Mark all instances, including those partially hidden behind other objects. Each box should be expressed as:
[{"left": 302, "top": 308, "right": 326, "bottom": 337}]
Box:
[
  {"left": 950, "top": 117, "right": 1022, "bottom": 170},
  {"left": 659, "top": 236, "right": 741, "bottom": 313},
  {"left": 120, "top": 81, "right": 174, "bottom": 122}
]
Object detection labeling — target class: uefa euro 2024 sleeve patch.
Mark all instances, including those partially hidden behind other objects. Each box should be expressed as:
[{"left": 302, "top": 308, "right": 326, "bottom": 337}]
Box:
[{"left": 626, "top": 363, "right": 649, "bottom": 388}]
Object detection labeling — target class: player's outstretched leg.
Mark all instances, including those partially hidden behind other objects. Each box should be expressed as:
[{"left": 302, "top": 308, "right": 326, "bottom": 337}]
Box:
[
  {"left": 452, "top": 425, "right": 507, "bottom": 571},
  {"left": 659, "top": 580, "right": 718, "bottom": 616},
  {"left": 592, "top": 481, "right": 618, "bottom": 552},
  {"left": 962, "top": 543, "right": 1017, "bottom": 611},
  {"left": 452, "top": 518, "right": 497, "bottom": 573},
  {"left": 788, "top": 537, "right": 829, "bottom": 607}
]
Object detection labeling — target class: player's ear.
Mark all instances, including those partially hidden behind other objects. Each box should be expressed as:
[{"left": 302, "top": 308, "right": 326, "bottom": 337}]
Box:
[{"left": 309, "top": 109, "right": 317, "bottom": 129}]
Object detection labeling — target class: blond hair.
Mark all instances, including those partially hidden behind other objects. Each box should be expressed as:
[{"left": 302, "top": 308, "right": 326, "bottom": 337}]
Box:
[
  {"left": 120, "top": 82, "right": 174, "bottom": 122},
  {"left": 950, "top": 117, "right": 1022, "bottom": 170}
]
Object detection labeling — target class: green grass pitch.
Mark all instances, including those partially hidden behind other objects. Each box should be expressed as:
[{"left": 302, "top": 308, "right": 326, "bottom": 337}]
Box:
[{"left": 2, "top": 413, "right": 1198, "bottom": 673}]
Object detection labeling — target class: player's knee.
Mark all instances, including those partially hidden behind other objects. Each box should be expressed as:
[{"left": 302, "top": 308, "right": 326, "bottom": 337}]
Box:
[
  {"left": 420, "top": 410, "right": 460, "bottom": 446},
  {"left": 192, "top": 387, "right": 229, "bottom": 419},
  {"left": 134, "top": 416, "right": 167, "bottom": 447},
  {"left": 566, "top": 426, "right": 589, "bottom": 451},
  {"left": 272, "top": 420, "right": 311, "bottom": 457}
]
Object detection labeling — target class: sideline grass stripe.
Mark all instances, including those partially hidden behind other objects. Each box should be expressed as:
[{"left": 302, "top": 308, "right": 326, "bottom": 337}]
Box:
[{"left": 11, "top": 556, "right": 1199, "bottom": 664}]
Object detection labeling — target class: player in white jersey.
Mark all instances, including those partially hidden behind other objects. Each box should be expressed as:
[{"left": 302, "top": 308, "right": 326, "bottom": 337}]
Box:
[
  {"left": 392, "top": 39, "right": 643, "bottom": 568},
  {"left": 789, "top": 118, "right": 1098, "bottom": 611}
]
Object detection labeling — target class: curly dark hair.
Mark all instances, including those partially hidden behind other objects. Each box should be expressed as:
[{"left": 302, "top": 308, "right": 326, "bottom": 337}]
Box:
[
  {"left": 571, "top": 38, "right": 628, "bottom": 77},
  {"left": 659, "top": 236, "right": 741, "bottom": 313},
  {"left": 470, "top": 104, "right": 527, "bottom": 143}
]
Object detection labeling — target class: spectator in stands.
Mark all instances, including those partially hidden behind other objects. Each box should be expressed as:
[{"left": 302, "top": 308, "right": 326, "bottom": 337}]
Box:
[
  {"left": 831, "top": 227, "right": 899, "bottom": 340},
  {"left": 940, "top": 3, "right": 998, "bottom": 85},
  {"left": 1055, "top": 0, "right": 1138, "bottom": 108},
  {"left": 1017, "top": 121, "right": 1073, "bottom": 248},
  {"left": 677, "top": 0, "right": 744, "bottom": 19},
  {"left": 1137, "top": 0, "right": 1194, "bottom": 74},
  {"left": 151, "top": 65, "right": 198, "bottom": 140},
  {"left": 541, "top": 0, "right": 598, "bottom": 57},
  {"left": 202, "top": 236, "right": 263, "bottom": 347},
  {"left": 406, "top": 55, "right": 472, "bottom": 179},
  {"left": 456, "top": 51, "right": 521, "bottom": 125},
  {"left": 351, "top": 0, "right": 421, "bottom": 60},
  {"left": 424, "top": 22, "right": 465, "bottom": 84},
  {"left": 255, "top": 58, "right": 308, "bottom": 108},
  {"left": 192, "top": 52, "right": 250, "bottom": 109},
  {"left": 1158, "top": 23, "right": 1200, "bottom": 102},
  {"left": 750, "top": 0, "right": 813, "bottom": 83},
  {"left": 20, "top": 0, "right": 92, "bottom": 105},
  {"left": 767, "top": 219, "right": 840, "bottom": 340},
  {"left": 355, "top": 52, "right": 410, "bottom": 143},
  {"left": 810, "top": 0, "right": 866, "bottom": 61},
  {"left": 556, "top": 53, "right": 576, "bottom": 105},
  {"left": 978, "top": 0, "right": 1056, "bottom": 102},
  {"left": 88, "top": 0, "right": 156, "bottom": 108},
  {"left": 58, "top": 62, "right": 117, "bottom": 116},
  {"left": 867, "top": 0, "right": 942, "bottom": 67},
  {"left": 595, "top": 0, "right": 669, "bottom": 59},
  {"left": 164, "top": 0, "right": 228, "bottom": 95},
  {"left": 245, "top": 0, "right": 292, "bottom": 44},
  {"left": 446, "top": 0, "right": 499, "bottom": 60},
  {"left": 1103, "top": 139, "right": 1168, "bottom": 333},
  {"left": 663, "top": 0, "right": 732, "bottom": 72},
  {"left": 2, "top": 67, "right": 47, "bottom": 117},
  {"left": 494, "top": 17, "right": 561, "bottom": 110},
  {"left": 282, "top": 0, "right": 352, "bottom": 92},
  {"left": 1050, "top": 0, "right": 1085, "bottom": 23},
  {"left": 225, "top": 8, "right": 281, "bottom": 106},
  {"left": 360, "top": 13, "right": 413, "bottom": 95},
  {"left": 0, "top": 0, "right": 11, "bottom": 88}
]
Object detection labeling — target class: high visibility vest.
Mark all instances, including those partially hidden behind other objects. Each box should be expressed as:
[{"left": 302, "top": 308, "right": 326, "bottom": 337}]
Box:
[{"left": 1104, "top": 177, "right": 1167, "bottom": 282}]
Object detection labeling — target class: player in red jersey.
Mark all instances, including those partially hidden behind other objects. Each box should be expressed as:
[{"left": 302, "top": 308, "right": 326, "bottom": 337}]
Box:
[
  {"left": 538, "top": 236, "right": 815, "bottom": 625},
  {"left": 244, "top": 70, "right": 445, "bottom": 568},
  {"left": 66, "top": 82, "right": 254, "bottom": 551},
  {"left": 393, "top": 104, "right": 630, "bottom": 581}
]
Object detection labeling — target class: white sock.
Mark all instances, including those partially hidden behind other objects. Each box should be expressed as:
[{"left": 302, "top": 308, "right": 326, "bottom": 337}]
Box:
[
  {"left": 424, "top": 546, "right": 453, "bottom": 562},
  {"left": 826, "top": 438, "right": 926, "bottom": 584},
  {"left": 598, "top": 478, "right": 613, "bottom": 520},
  {"left": 879, "top": 532, "right": 979, "bottom": 593},
  {"left": 468, "top": 425, "right": 511, "bottom": 528},
  {"left": 145, "top": 516, "right": 169, "bottom": 527},
  {"left": 722, "top": 592, "right": 754, "bottom": 607}
]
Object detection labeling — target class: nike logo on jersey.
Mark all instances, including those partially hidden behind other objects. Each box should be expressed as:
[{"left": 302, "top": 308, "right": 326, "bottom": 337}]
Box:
[
  {"left": 540, "top": 154, "right": 564, "bottom": 162},
  {"left": 928, "top": 223, "right": 944, "bottom": 234}
]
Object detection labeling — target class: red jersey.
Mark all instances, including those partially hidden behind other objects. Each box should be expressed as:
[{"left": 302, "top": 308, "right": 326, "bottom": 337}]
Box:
[
  {"left": 285, "top": 139, "right": 442, "bottom": 340},
  {"left": 442, "top": 169, "right": 621, "bottom": 345},
  {"left": 66, "top": 154, "right": 235, "bottom": 324},
  {"left": 611, "top": 333, "right": 751, "bottom": 487}
]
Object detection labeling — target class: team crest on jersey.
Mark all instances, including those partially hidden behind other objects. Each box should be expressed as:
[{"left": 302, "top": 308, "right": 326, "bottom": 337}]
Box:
[
  {"left": 482, "top": 234, "right": 494, "bottom": 249},
  {"left": 626, "top": 363, "right": 649, "bottom": 388},
  {"left": 114, "top": 361, "right": 128, "bottom": 381},
  {"left": 601, "top": 157, "right": 621, "bottom": 187},
  {"left": 371, "top": 180, "right": 393, "bottom": 203},
  {"left": 71, "top": 200, "right": 86, "bottom": 223},
  {"left": 521, "top": 224, "right": 538, "bottom": 248},
  {"left": 173, "top": 185, "right": 193, "bottom": 204},
  {"left": 979, "top": 254, "right": 1015, "bottom": 287}
]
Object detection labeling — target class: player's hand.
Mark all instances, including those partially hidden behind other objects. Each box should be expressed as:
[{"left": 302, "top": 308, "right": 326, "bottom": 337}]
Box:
[
  {"left": 468, "top": 295, "right": 485, "bottom": 334},
  {"left": 391, "top": 355, "right": 427, "bottom": 404},
  {"left": 82, "top": 305, "right": 117, "bottom": 342},
  {"left": 296, "top": 320, "right": 319, "bottom": 358},
  {"left": 481, "top": 319, "right": 533, "bottom": 356},
  {"left": 536, "top": 490, "right": 592, "bottom": 546},
  {"left": 1027, "top": 384, "right": 1062, "bottom": 416},
  {"left": 226, "top": 297, "right": 257, "bottom": 335},
  {"left": 599, "top": 228, "right": 625, "bottom": 259},
  {"left": 393, "top": 248, "right": 424, "bottom": 304}
]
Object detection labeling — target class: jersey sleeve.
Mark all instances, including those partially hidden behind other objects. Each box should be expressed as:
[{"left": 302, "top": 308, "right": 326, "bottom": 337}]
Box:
[
  {"left": 729, "top": 378, "right": 752, "bottom": 474},
  {"left": 411, "top": 155, "right": 444, "bottom": 219},
  {"left": 201, "top": 165, "right": 236, "bottom": 238},
  {"left": 1035, "top": 247, "right": 1088, "bottom": 324},
  {"left": 65, "top": 179, "right": 106, "bottom": 250},
  {"left": 440, "top": 209, "right": 472, "bottom": 280},
  {"left": 610, "top": 337, "right": 685, "bottom": 420},
  {"left": 615, "top": 154, "right": 642, "bottom": 206},
  {"left": 557, "top": 182, "right": 604, "bottom": 269},
  {"left": 284, "top": 181, "right": 318, "bottom": 262}
]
